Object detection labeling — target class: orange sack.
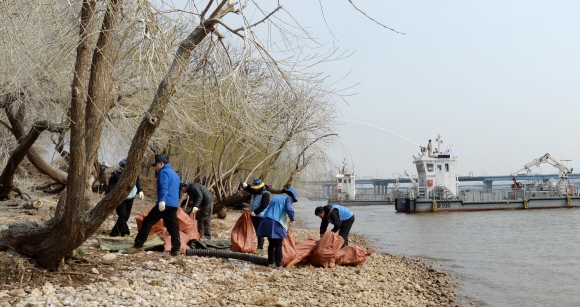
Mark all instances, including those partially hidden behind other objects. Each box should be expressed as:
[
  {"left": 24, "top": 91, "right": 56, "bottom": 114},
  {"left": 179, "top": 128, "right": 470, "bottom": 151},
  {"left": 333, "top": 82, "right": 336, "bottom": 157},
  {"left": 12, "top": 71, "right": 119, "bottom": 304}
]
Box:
[
  {"left": 287, "top": 238, "right": 318, "bottom": 267},
  {"left": 162, "top": 232, "right": 191, "bottom": 255},
  {"left": 282, "top": 232, "right": 297, "bottom": 266},
  {"left": 135, "top": 211, "right": 166, "bottom": 235},
  {"left": 230, "top": 210, "right": 256, "bottom": 253},
  {"left": 335, "top": 245, "right": 372, "bottom": 266},
  {"left": 310, "top": 232, "right": 344, "bottom": 268},
  {"left": 179, "top": 209, "right": 200, "bottom": 241}
]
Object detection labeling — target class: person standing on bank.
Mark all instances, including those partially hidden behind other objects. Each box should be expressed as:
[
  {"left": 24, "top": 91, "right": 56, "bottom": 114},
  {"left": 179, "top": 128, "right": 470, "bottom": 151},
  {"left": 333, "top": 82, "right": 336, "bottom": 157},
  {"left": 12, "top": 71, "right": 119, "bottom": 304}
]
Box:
[
  {"left": 128, "top": 156, "right": 181, "bottom": 255},
  {"left": 179, "top": 182, "right": 215, "bottom": 239},
  {"left": 107, "top": 158, "right": 144, "bottom": 237},
  {"left": 257, "top": 187, "right": 297, "bottom": 270},
  {"left": 242, "top": 179, "right": 272, "bottom": 252},
  {"left": 315, "top": 204, "right": 355, "bottom": 247}
]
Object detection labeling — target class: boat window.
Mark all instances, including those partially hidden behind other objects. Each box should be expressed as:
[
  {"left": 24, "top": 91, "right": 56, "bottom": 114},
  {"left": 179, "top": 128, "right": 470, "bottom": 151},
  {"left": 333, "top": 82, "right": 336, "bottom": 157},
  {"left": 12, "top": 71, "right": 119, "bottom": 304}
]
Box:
[
  {"left": 348, "top": 179, "right": 351, "bottom": 183},
  {"left": 437, "top": 165, "right": 442, "bottom": 171},
  {"left": 338, "top": 179, "right": 342, "bottom": 183},
  {"left": 445, "top": 164, "right": 449, "bottom": 172},
  {"left": 427, "top": 164, "right": 434, "bottom": 172}
]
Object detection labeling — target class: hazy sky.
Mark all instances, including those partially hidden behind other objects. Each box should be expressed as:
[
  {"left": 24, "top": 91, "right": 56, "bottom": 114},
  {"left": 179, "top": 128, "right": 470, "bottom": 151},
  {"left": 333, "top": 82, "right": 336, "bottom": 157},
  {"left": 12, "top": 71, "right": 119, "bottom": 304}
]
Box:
[{"left": 171, "top": 1, "right": 580, "bottom": 179}]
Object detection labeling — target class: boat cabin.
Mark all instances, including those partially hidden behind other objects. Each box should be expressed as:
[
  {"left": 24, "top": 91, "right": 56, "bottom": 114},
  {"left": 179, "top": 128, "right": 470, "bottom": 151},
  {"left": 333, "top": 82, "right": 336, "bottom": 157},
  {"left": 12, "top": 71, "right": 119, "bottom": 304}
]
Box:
[
  {"left": 414, "top": 134, "right": 458, "bottom": 199},
  {"left": 334, "top": 172, "right": 356, "bottom": 201}
]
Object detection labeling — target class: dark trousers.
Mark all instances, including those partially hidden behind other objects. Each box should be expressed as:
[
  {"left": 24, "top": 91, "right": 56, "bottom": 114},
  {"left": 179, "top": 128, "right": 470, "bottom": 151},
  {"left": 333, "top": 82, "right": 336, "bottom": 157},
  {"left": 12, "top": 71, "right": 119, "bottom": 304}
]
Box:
[
  {"left": 134, "top": 206, "right": 180, "bottom": 252},
  {"left": 197, "top": 202, "right": 213, "bottom": 239},
  {"left": 251, "top": 215, "right": 265, "bottom": 249},
  {"left": 338, "top": 215, "right": 355, "bottom": 247},
  {"left": 110, "top": 198, "right": 135, "bottom": 237},
  {"left": 267, "top": 238, "right": 283, "bottom": 267}
]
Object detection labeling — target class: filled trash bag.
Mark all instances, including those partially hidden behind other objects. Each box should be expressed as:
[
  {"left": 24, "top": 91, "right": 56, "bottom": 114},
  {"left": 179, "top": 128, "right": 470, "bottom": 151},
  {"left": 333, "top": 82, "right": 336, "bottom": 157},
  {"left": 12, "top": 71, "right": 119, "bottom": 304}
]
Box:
[
  {"left": 230, "top": 210, "right": 256, "bottom": 253},
  {"left": 336, "top": 245, "right": 372, "bottom": 266},
  {"left": 310, "top": 232, "right": 344, "bottom": 268},
  {"left": 179, "top": 209, "right": 200, "bottom": 241},
  {"left": 287, "top": 238, "right": 318, "bottom": 267},
  {"left": 282, "top": 231, "right": 297, "bottom": 266},
  {"left": 135, "top": 211, "right": 165, "bottom": 235},
  {"left": 162, "top": 232, "right": 191, "bottom": 254}
]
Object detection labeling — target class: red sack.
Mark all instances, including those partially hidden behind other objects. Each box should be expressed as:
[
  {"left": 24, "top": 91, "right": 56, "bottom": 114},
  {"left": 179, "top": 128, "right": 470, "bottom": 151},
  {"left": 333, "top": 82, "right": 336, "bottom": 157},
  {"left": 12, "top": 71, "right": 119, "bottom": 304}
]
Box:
[
  {"left": 230, "top": 211, "right": 256, "bottom": 253},
  {"left": 336, "top": 245, "right": 372, "bottom": 266},
  {"left": 282, "top": 232, "right": 297, "bottom": 266},
  {"left": 162, "top": 232, "right": 191, "bottom": 255},
  {"left": 178, "top": 208, "right": 200, "bottom": 241},
  {"left": 287, "top": 238, "right": 318, "bottom": 267},
  {"left": 135, "top": 211, "right": 166, "bottom": 235},
  {"left": 310, "top": 232, "right": 344, "bottom": 268}
]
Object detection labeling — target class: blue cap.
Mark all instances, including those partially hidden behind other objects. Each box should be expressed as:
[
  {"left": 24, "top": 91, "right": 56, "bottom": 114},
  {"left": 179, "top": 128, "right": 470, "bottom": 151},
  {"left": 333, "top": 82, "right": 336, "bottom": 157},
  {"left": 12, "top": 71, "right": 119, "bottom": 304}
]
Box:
[
  {"left": 180, "top": 182, "right": 187, "bottom": 188},
  {"left": 151, "top": 156, "right": 169, "bottom": 166},
  {"left": 119, "top": 158, "right": 127, "bottom": 168},
  {"left": 250, "top": 179, "right": 265, "bottom": 189},
  {"left": 282, "top": 187, "right": 298, "bottom": 202}
]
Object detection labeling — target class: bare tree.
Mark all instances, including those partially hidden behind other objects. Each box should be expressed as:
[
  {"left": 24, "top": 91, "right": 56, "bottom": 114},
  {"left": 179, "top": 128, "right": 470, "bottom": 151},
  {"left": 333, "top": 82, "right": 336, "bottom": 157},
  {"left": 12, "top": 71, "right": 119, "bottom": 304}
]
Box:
[{"left": 0, "top": 0, "right": 398, "bottom": 269}]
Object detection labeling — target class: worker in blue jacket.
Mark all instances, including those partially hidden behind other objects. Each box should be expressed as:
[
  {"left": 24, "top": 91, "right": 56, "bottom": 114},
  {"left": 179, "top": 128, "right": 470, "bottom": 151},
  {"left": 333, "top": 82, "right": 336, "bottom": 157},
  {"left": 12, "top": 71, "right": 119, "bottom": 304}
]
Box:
[
  {"left": 315, "top": 204, "right": 355, "bottom": 247},
  {"left": 128, "top": 156, "right": 181, "bottom": 255},
  {"left": 257, "top": 187, "right": 297, "bottom": 270}
]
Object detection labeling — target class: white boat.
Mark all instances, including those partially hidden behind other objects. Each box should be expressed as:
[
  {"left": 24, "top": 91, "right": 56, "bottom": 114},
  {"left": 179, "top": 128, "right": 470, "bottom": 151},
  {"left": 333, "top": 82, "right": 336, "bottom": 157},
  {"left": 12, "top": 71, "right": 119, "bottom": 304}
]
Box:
[
  {"left": 395, "top": 134, "right": 580, "bottom": 212},
  {"left": 327, "top": 163, "right": 392, "bottom": 206}
]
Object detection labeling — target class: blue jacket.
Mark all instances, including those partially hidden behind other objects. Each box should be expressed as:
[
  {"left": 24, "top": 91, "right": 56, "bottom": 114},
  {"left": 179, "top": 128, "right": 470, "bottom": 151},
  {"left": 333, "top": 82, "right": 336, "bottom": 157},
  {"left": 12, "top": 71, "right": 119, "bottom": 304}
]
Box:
[
  {"left": 156, "top": 164, "right": 180, "bottom": 207},
  {"left": 320, "top": 204, "right": 354, "bottom": 234},
  {"left": 262, "top": 195, "right": 295, "bottom": 223},
  {"left": 244, "top": 186, "right": 271, "bottom": 217}
]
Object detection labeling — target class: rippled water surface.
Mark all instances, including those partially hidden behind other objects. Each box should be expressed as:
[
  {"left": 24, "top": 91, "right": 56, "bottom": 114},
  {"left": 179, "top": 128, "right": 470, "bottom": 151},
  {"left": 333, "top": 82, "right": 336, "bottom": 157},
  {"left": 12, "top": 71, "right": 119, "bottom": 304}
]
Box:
[{"left": 293, "top": 200, "right": 580, "bottom": 307}]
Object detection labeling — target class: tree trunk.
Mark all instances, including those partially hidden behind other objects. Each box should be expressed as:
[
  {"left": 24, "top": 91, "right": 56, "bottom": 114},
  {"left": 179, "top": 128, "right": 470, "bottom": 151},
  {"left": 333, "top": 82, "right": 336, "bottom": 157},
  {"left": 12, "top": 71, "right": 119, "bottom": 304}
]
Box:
[
  {"left": 0, "top": 1, "right": 230, "bottom": 269},
  {"left": 0, "top": 0, "right": 98, "bottom": 269},
  {"left": 3, "top": 92, "right": 69, "bottom": 185},
  {"left": 213, "top": 191, "right": 250, "bottom": 218},
  {"left": 0, "top": 121, "right": 62, "bottom": 199}
]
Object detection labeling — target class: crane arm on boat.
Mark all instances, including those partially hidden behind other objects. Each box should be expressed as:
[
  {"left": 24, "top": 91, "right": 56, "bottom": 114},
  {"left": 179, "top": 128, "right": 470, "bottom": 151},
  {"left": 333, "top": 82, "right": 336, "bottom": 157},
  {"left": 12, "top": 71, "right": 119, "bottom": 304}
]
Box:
[{"left": 510, "top": 153, "right": 573, "bottom": 181}]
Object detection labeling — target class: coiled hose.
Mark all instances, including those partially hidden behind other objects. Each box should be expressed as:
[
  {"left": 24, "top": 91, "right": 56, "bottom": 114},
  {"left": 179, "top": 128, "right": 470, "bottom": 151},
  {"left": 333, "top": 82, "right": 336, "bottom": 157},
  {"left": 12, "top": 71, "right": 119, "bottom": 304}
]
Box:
[{"left": 185, "top": 248, "right": 269, "bottom": 266}]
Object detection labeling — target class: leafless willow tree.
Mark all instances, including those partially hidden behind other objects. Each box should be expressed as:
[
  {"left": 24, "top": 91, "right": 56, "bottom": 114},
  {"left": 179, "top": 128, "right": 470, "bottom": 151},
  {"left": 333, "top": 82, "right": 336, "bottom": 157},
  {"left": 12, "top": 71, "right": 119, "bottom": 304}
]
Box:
[{"left": 0, "top": 0, "right": 398, "bottom": 269}]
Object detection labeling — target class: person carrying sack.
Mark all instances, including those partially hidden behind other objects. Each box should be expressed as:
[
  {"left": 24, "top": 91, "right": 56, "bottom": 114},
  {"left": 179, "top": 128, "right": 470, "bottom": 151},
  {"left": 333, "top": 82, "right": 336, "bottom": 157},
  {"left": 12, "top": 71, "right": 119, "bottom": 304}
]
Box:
[
  {"left": 242, "top": 178, "right": 271, "bottom": 252},
  {"left": 180, "top": 182, "right": 215, "bottom": 239}
]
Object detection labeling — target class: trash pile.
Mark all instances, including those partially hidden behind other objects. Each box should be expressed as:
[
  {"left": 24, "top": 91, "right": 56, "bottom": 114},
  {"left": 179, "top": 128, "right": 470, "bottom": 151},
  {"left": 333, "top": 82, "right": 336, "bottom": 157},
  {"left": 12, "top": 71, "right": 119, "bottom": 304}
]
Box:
[
  {"left": 99, "top": 209, "right": 371, "bottom": 268},
  {"left": 230, "top": 211, "right": 372, "bottom": 268}
]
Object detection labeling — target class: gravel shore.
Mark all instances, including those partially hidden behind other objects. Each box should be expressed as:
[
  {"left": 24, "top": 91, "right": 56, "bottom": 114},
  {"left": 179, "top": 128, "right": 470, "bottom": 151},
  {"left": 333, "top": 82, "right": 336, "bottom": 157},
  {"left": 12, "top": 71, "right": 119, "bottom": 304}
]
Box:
[{"left": 0, "top": 207, "right": 468, "bottom": 307}]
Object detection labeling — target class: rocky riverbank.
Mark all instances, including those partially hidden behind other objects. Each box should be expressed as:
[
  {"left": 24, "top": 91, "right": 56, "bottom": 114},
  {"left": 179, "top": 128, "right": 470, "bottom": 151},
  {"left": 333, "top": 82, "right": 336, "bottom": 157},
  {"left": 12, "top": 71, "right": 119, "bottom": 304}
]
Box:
[{"left": 0, "top": 201, "right": 468, "bottom": 307}]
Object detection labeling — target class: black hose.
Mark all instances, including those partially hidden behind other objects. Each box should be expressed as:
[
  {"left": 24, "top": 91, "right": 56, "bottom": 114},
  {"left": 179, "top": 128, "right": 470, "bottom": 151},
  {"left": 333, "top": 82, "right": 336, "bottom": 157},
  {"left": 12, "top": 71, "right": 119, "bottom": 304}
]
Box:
[{"left": 185, "top": 248, "right": 269, "bottom": 266}]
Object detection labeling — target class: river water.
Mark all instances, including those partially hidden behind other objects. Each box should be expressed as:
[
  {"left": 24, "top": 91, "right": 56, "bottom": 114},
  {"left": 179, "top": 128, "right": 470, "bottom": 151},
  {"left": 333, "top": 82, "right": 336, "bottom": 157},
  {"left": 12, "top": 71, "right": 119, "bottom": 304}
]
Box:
[{"left": 293, "top": 200, "right": 580, "bottom": 307}]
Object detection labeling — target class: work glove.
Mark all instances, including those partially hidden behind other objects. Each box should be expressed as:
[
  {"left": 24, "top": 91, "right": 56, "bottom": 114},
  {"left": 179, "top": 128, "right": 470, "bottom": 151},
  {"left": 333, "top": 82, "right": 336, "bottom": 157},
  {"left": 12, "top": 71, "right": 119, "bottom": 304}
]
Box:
[
  {"left": 138, "top": 191, "right": 144, "bottom": 200},
  {"left": 250, "top": 212, "right": 256, "bottom": 217},
  {"left": 242, "top": 182, "right": 248, "bottom": 188},
  {"left": 192, "top": 207, "right": 199, "bottom": 213},
  {"left": 158, "top": 201, "right": 166, "bottom": 212}
]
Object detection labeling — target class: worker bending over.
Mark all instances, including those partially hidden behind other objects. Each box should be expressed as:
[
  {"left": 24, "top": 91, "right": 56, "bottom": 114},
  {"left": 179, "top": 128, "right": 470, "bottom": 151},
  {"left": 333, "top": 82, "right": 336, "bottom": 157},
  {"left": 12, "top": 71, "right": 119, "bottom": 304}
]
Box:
[
  {"left": 315, "top": 204, "right": 355, "bottom": 247},
  {"left": 180, "top": 182, "right": 215, "bottom": 239}
]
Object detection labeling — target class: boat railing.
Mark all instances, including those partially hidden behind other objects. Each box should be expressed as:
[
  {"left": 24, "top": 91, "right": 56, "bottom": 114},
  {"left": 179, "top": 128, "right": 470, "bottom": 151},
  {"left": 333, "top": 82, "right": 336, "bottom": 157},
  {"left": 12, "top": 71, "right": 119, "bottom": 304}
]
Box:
[
  {"left": 390, "top": 185, "right": 580, "bottom": 201},
  {"left": 458, "top": 186, "right": 578, "bottom": 202},
  {"left": 353, "top": 194, "right": 390, "bottom": 201},
  {"left": 328, "top": 194, "right": 390, "bottom": 202}
]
